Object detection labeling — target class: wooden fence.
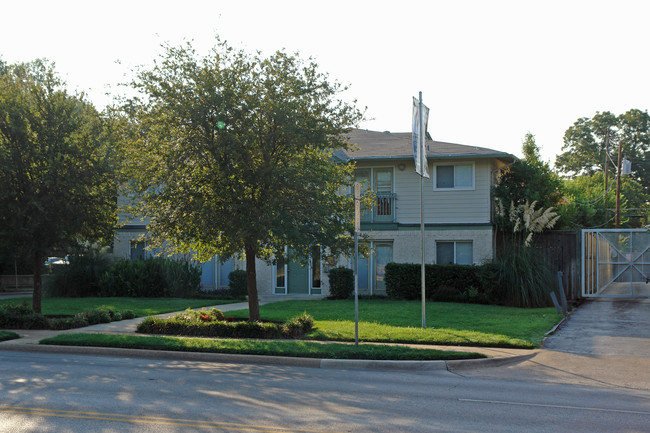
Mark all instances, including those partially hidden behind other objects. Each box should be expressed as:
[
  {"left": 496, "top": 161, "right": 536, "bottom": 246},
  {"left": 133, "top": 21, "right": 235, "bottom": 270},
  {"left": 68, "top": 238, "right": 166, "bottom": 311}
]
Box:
[{"left": 496, "top": 230, "right": 581, "bottom": 301}]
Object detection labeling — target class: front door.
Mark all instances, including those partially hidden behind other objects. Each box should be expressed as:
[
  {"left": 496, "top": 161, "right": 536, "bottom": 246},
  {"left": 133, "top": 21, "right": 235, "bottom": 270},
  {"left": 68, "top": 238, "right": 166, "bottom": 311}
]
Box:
[{"left": 287, "top": 260, "right": 310, "bottom": 294}]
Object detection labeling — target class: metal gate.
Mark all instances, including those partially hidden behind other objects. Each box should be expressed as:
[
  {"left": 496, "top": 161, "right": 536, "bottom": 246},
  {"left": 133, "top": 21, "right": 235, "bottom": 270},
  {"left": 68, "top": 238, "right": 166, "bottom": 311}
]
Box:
[{"left": 583, "top": 229, "right": 650, "bottom": 297}]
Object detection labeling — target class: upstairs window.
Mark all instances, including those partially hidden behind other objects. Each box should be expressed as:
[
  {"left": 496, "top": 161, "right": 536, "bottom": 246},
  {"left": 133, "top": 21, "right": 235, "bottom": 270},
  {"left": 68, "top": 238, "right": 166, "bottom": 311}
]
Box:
[{"left": 434, "top": 163, "right": 474, "bottom": 190}]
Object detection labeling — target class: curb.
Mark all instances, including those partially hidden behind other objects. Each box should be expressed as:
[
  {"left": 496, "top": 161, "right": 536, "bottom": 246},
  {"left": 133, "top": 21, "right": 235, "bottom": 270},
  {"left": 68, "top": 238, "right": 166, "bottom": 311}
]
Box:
[
  {"left": 0, "top": 342, "right": 532, "bottom": 371},
  {"left": 446, "top": 352, "right": 538, "bottom": 370}
]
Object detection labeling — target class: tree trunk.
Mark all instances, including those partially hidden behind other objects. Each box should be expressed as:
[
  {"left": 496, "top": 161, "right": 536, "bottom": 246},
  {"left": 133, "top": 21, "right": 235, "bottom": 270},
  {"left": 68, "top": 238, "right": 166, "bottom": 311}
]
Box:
[
  {"left": 245, "top": 242, "right": 260, "bottom": 322},
  {"left": 32, "top": 252, "right": 42, "bottom": 314}
]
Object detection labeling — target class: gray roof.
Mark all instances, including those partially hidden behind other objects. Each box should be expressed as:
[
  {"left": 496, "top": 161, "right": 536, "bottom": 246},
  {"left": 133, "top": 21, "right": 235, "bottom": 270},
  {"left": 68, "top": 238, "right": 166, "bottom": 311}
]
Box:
[{"left": 338, "top": 129, "right": 514, "bottom": 161}]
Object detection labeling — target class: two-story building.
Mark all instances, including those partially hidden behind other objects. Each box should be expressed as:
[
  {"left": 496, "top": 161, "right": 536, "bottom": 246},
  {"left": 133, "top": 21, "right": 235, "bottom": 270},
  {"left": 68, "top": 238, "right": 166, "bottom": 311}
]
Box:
[{"left": 113, "top": 129, "right": 515, "bottom": 297}]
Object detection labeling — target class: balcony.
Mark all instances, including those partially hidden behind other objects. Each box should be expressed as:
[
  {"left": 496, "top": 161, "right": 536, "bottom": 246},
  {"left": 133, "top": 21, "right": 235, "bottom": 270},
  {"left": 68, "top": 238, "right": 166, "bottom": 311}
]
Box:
[{"left": 361, "top": 192, "right": 396, "bottom": 223}]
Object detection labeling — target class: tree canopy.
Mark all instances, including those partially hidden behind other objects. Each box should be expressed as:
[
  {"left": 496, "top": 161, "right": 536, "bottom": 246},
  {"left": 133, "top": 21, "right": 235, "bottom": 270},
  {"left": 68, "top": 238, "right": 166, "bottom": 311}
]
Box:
[
  {"left": 0, "top": 60, "right": 117, "bottom": 312},
  {"left": 120, "top": 40, "right": 363, "bottom": 320},
  {"left": 556, "top": 109, "right": 650, "bottom": 195},
  {"left": 492, "top": 133, "right": 563, "bottom": 232},
  {"left": 561, "top": 172, "right": 646, "bottom": 229}
]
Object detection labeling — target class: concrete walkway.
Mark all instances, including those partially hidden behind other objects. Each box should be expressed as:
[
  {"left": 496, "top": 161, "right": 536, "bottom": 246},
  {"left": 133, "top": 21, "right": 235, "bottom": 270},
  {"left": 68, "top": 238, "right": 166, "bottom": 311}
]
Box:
[{"left": 0, "top": 299, "right": 537, "bottom": 371}]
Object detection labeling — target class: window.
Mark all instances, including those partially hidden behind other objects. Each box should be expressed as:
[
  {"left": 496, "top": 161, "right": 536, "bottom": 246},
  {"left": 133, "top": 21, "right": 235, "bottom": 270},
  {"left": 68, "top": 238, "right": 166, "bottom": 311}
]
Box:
[
  {"left": 311, "top": 247, "right": 321, "bottom": 289},
  {"left": 355, "top": 241, "right": 393, "bottom": 295},
  {"left": 434, "top": 163, "right": 474, "bottom": 190},
  {"left": 436, "top": 241, "right": 473, "bottom": 265},
  {"left": 276, "top": 257, "right": 286, "bottom": 289},
  {"left": 130, "top": 240, "right": 146, "bottom": 261},
  {"left": 354, "top": 167, "right": 395, "bottom": 222}
]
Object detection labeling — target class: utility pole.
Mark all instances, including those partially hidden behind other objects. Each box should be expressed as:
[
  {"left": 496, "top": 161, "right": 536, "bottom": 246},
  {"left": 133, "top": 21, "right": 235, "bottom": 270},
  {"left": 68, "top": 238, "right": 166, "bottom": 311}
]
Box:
[
  {"left": 604, "top": 130, "right": 609, "bottom": 223},
  {"left": 615, "top": 139, "right": 623, "bottom": 228}
]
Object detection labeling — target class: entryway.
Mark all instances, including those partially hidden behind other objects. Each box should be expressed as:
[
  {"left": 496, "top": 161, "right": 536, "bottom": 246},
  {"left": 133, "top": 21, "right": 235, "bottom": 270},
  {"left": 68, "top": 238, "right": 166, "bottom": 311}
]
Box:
[
  {"left": 582, "top": 229, "right": 650, "bottom": 297},
  {"left": 274, "top": 248, "right": 322, "bottom": 295}
]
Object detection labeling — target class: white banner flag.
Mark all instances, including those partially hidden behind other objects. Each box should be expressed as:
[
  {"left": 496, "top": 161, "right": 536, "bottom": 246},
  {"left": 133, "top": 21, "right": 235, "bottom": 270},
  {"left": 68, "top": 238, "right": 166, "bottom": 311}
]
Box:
[{"left": 412, "top": 97, "right": 430, "bottom": 178}]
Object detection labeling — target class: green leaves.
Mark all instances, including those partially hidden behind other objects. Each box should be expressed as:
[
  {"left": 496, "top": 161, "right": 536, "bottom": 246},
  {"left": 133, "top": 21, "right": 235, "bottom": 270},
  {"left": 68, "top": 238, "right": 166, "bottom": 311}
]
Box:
[
  {"left": 121, "top": 39, "right": 362, "bottom": 261},
  {"left": 0, "top": 60, "right": 117, "bottom": 312}
]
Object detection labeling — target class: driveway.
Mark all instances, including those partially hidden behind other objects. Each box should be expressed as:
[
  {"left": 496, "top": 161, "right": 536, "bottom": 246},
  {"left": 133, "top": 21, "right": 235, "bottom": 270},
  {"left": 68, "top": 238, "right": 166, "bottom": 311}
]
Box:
[
  {"left": 544, "top": 298, "right": 650, "bottom": 357},
  {"left": 453, "top": 298, "right": 650, "bottom": 391}
]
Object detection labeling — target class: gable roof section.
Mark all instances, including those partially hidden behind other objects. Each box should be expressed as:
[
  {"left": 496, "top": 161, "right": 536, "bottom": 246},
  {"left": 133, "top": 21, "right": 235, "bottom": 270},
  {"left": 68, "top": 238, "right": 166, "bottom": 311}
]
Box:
[{"left": 337, "top": 129, "right": 515, "bottom": 162}]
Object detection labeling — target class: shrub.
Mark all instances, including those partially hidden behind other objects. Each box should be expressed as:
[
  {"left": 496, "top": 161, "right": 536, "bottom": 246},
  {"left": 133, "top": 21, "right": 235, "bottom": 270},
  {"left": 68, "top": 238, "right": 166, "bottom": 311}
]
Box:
[
  {"left": 76, "top": 308, "right": 112, "bottom": 325},
  {"left": 328, "top": 267, "right": 354, "bottom": 299},
  {"left": 170, "top": 308, "right": 226, "bottom": 323},
  {"left": 0, "top": 304, "right": 133, "bottom": 330},
  {"left": 228, "top": 269, "right": 248, "bottom": 298},
  {"left": 48, "top": 316, "right": 89, "bottom": 330},
  {"left": 98, "top": 258, "right": 201, "bottom": 298},
  {"left": 0, "top": 303, "right": 49, "bottom": 329},
  {"left": 385, "top": 263, "right": 495, "bottom": 304},
  {"left": 137, "top": 313, "right": 315, "bottom": 339},
  {"left": 492, "top": 246, "right": 553, "bottom": 308},
  {"left": 122, "top": 310, "right": 136, "bottom": 320},
  {"left": 44, "top": 250, "right": 112, "bottom": 297},
  {"left": 283, "top": 312, "right": 314, "bottom": 337}
]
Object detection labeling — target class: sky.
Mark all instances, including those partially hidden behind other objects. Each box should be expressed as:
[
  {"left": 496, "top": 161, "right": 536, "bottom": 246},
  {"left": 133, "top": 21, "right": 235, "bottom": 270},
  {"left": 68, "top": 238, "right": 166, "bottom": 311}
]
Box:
[{"left": 2, "top": 0, "right": 649, "bottom": 164}]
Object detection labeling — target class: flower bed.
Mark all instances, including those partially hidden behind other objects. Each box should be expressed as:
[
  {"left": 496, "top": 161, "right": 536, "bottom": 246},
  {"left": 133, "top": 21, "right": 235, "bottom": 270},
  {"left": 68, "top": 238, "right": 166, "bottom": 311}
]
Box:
[{"left": 137, "top": 308, "right": 314, "bottom": 339}]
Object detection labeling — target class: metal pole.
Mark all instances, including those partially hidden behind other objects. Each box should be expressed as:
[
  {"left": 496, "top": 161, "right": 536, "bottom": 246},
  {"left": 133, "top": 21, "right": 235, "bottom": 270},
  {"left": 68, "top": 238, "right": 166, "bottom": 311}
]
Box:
[
  {"left": 354, "top": 183, "right": 360, "bottom": 346},
  {"left": 604, "top": 131, "right": 609, "bottom": 223},
  {"left": 615, "top": 139, "right": 623, "bottom": 228},
  {"left": 419, "top": 91, "right": 426, "bottom": 329}
]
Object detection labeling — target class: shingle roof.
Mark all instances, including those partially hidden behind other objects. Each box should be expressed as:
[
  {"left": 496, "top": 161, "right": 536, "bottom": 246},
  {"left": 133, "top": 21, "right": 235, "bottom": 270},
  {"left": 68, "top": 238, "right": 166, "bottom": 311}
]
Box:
[{"left": 338, "top": 129, "right": 514, "bottom": 161}]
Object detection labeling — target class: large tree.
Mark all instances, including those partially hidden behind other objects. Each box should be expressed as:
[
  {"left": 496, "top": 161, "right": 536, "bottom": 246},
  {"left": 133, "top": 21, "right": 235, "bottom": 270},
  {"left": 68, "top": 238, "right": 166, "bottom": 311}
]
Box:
[
  {"left": 0, "top": 60, "right": 117, "bottom": 313},
  {"left": 492, "top": 133, "right": 563, "bottom": 231},
  {"left": 556, "top": 109, "right": 650, "bottom": 195},
  {"left": 120, "top": 40, "right": 363, "bottom": 321}
]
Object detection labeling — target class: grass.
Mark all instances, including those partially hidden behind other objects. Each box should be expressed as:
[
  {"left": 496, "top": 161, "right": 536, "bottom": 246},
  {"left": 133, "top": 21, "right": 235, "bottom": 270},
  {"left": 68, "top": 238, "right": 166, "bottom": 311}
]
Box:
[
  {"left": 226, "top": 299, "right": 562, "bottom": 348},
  {"left": 40, "top": 333, "right": 486, "bottom": 361},
  {"left": 0, "top": 297, "right": 241, "bottom": 317},
  {"left": 0, "top": 331, "right": 20, "bottom": 342}
]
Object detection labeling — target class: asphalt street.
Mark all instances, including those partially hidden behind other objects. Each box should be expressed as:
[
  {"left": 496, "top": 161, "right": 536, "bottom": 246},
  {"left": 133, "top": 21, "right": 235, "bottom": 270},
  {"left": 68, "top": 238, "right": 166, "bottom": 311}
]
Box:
[{"left": 0, "top": 350, "right": 649, "bottom": 433}]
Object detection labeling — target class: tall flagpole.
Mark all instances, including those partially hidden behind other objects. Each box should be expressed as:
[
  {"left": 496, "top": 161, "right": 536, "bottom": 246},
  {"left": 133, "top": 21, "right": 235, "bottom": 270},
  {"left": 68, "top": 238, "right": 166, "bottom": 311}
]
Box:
[{"left": 419, "top": 91, "right": 426, "bottom": 329}]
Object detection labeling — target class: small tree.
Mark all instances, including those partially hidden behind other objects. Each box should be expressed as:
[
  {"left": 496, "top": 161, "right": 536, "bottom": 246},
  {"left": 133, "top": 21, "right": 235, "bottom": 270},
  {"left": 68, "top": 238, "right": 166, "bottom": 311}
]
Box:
[
  {"left": 493, "top": 133, "right": 562, "bottom": 232},
  {"left": 0, "top": 60, "right": 116, "bottom": 313},
  {"left": 120, "top": 39, "right": 363, "bottom": 321}
]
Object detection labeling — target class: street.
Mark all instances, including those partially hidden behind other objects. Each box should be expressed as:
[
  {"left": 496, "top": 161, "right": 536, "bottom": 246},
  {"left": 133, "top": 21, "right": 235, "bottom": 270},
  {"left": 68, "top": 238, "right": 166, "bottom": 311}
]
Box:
[{"left": 1, "top": 351, "right": 648, "bottom": 432}]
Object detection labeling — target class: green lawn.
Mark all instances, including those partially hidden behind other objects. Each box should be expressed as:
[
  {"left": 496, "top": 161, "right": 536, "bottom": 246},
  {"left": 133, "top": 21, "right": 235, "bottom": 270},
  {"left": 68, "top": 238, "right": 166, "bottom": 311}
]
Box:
[
  {"left": 0, "top": 297, "right": 241, "bottom": 317},
  {"left": 227, "top": 299, "right": 562, "bottom": 348},
  {"left": 40, "top": 333, "right": 485, "bottom": 361}
]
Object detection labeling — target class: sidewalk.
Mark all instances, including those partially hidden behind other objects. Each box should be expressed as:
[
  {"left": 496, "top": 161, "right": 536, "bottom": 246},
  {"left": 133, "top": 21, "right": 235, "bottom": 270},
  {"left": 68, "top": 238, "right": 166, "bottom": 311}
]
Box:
[{"left": 0, "top": 301, "right": 538, "bottom": 371}]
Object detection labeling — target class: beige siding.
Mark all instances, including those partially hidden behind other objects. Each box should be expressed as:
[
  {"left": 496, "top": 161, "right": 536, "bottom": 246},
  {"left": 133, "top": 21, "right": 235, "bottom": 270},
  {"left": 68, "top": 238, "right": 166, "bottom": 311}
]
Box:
[{"left": 356, "top": 158, "right": 493, "bottom": 224}]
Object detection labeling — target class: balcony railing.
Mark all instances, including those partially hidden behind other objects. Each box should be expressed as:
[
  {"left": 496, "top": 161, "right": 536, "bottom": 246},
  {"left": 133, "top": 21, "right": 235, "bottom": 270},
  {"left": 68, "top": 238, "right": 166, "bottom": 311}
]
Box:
[{"left": 361, "top": 192, "right": 396, "bottom": 223}]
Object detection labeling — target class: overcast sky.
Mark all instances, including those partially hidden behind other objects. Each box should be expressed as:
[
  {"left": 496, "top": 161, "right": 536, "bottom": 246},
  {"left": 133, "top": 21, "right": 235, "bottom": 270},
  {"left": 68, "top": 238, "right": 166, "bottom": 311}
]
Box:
[{"left": 2, "top": 0, "right": 649, "bottom": 164}]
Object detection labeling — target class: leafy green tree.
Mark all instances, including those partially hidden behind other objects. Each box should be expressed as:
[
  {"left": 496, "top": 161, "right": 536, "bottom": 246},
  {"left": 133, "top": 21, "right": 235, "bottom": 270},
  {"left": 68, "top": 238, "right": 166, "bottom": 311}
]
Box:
[
  {"left": 120, "top": 40, "right": 363, "bottom": 321},
  {"left": 556, "top": 109, "right": 650, "bottom": 195},
  {"left": 0, "top": 60, "right": 117, "bottom": 313},
  {"left": 493, "top": 133, "right": 563, "bottom": 231},
  {"left": 561, "top": 172, "right": 647, "bottom": 229}
]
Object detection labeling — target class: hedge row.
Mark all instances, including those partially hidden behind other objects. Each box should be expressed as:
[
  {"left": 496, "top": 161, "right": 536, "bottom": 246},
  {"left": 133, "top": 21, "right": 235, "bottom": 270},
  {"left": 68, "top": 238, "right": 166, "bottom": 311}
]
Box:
[
  {"left": 98, "top": 258, "right": 201, "bottom": 297},
  {"left": 385, "top": 262, "right": 500, "bottom": 304},
  {"left": 137, "top": 312, "right": 314, "bottom": 339},
  {"left": 0, "top": 303, "right": 135, "bottom": 330}
]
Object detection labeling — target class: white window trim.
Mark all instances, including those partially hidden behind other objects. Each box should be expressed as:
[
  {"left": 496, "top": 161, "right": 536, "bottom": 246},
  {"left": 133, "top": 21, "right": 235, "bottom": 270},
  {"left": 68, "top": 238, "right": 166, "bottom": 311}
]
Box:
[
  {"left": 432, "top": 162, "right": 475, "bottom": 191},
  {"left": 435, "top": 240, "right": 474, "bottom": 265},
  {"left": 272, "top": 247, "right": 324, "bottom": 295},
  {"left": 351, "top": 240, "right": 393, "bottom": 295}
]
